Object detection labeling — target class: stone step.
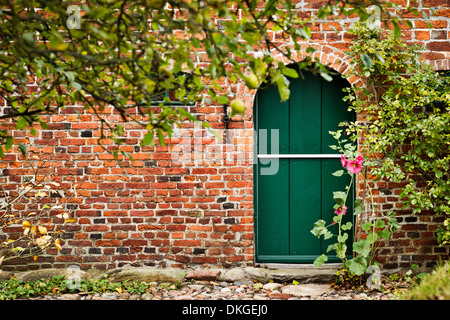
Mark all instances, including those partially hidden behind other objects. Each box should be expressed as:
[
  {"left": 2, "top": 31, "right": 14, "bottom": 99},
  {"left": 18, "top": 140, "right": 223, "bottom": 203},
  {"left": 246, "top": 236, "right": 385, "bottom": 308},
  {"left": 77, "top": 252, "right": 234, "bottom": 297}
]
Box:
[{"left": 0, "top": 264, "right": 338, "bottom": 284}]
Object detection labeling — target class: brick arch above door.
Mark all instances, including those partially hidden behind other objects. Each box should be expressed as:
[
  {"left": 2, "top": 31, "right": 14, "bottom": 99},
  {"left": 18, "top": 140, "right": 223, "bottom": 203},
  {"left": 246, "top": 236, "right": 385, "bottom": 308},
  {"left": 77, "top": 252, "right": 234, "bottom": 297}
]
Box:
[{"left": 235, "top": 45, "right": 365, "bottom": 124}]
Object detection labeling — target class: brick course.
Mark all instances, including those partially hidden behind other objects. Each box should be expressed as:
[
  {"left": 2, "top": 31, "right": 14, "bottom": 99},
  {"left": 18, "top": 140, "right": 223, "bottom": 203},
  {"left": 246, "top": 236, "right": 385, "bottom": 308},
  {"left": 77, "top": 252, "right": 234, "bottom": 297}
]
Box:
[{"left": 0, "top": 0, "right": 449, "bottom": 273}]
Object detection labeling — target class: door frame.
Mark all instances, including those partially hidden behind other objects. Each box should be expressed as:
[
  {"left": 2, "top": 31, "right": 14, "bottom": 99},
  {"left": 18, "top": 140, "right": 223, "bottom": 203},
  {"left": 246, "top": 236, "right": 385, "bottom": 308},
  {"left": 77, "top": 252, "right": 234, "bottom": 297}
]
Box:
[{"left": 253, "top": 69, "right": 356, "bottom": 264}]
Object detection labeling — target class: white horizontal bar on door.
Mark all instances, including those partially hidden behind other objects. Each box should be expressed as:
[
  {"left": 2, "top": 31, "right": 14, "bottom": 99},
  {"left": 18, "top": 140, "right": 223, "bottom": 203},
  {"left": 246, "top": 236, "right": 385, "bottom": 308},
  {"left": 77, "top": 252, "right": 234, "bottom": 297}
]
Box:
[{"left": 257, "top": 154, "right": 342, "bottom": 159}]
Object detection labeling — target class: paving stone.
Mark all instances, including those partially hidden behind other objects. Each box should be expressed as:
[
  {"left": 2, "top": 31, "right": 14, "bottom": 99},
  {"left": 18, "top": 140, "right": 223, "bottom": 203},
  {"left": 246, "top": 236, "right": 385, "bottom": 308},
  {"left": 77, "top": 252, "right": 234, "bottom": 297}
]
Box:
[
  {"left": 101, "top": 292, "right": 119, "bottom": 299},
  {"left": 187, "top": 284, "right": 205, "bottom": 291},
  {"left": 268, "top": 292, "right": 294, "bottom": 300},
  {"left": 141, "top": 293, "right": 154, "bottom": 300},
  {"left": 58, "top": 294, "right": 80, "bottom": 300},
  {"left": 263, "top": 282, "right": 284, "bottom": 291},
  {"left": 281, "top": 284, "right": 330, "bottom": 297},
  {"left": 185, "top": 269, "right": 221, "bottom": 281},
  {"left": 174, "top": 295, "right": 192, "bottom": 300}
]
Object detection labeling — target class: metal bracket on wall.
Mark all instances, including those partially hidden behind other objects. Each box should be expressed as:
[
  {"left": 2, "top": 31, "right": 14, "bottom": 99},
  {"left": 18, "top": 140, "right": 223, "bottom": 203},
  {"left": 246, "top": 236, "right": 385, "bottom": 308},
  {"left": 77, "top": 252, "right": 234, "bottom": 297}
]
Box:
[{"left": 222, "top": 104, "right": 230, "bottom": 144}]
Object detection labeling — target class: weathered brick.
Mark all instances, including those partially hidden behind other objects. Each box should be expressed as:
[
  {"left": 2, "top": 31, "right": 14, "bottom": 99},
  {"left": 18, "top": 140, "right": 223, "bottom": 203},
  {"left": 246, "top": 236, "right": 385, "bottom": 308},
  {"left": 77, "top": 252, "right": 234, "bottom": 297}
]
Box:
[{"left": 173, "top": 240, "right": 202, "bottom": 247}]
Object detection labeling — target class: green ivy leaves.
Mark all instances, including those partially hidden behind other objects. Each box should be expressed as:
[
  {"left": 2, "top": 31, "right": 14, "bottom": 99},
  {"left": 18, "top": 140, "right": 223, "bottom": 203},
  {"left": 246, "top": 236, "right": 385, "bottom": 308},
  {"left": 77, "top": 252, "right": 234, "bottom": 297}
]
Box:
[{"left": 346, "top": 22, "right": 450, "bottom": 246}]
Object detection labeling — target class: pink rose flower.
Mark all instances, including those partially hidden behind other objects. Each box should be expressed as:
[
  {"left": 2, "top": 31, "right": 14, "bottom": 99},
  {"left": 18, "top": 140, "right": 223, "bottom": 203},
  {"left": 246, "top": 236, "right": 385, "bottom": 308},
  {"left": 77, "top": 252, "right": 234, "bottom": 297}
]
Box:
[
  {"left": 347, "top": 156, "right": 364, "bottom": 174},
  {"left": 335, "top": 205, "right": 347, "bottom": 216},
  {"left": 340, "top": 155, "right": 346, "bottom": 168},
  {"left": 355, "top": 155, "right": 363, "bottom": 165}
]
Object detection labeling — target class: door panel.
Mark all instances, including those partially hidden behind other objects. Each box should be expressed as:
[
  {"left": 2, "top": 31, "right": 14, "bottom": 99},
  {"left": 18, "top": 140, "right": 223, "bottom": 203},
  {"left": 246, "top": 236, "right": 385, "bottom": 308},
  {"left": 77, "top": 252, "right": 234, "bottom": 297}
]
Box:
[
  {"left": 289, "top": 74, "right": 321, "bottom": 154},
  {"left": 321, "top": 75, "right": 352, "bottom": 154},
  {"left": 256, "top": 85, "right": 289, "bottom": 155},
  {"left": 289, "top": 158, "right": 321, "bottom": 256},
  {"left": 257, "top": 158, "right": 289, "bottom": 256}
]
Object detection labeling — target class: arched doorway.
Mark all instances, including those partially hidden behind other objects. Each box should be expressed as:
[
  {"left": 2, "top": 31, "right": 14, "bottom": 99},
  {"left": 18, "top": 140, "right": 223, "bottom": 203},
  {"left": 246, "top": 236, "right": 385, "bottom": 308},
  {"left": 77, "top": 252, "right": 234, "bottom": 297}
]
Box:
[{"left": 253, "top": 68, "right": 355, "bottom": 263}]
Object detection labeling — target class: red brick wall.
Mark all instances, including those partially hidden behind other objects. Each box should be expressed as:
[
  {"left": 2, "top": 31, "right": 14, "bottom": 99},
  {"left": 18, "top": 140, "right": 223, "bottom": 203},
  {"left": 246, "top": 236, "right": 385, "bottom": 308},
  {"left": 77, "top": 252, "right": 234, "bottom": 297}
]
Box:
[{"left": 0, "top": 0, "right": 449, "bottom": 273}]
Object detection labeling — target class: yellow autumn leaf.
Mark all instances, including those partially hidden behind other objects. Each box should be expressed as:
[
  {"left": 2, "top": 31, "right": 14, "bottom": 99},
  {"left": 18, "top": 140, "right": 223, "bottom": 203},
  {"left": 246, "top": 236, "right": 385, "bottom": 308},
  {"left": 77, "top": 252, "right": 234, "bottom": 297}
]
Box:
[
  {"left": 33, "top": 255, "right": 38, "bottom": 261},
  {"left": 54, "top": 238, "right": 62, "bottom": 251},
  {"left": 38, "top": 226, "right": 47, "bottom": 235},
  {"left": 116, "top": 287, "right": 123, "bottom": 294},
  {"left": 22, "top": 221, "right": 31, "bottom": 228},
  {"left": 30, "top": 226, "right": 36, "bottom": 235}
]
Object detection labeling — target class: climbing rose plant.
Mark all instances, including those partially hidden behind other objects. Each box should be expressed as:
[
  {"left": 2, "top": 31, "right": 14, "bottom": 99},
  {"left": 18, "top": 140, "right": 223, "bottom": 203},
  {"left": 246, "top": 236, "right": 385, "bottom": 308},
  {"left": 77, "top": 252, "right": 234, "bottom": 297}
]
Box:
[{"left": 311, "top": 130, "right": 399, "bottom": 276}]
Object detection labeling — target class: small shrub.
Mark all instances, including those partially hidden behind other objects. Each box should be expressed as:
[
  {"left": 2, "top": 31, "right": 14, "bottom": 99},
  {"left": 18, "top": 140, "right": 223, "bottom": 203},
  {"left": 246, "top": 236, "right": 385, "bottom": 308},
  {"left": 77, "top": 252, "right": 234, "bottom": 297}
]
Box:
[
  {"left": 0, "top": 152, "right": 75, "bottom": 269},
  {"left": 401, "top": 260, "right": 450, "bottom": 300}
]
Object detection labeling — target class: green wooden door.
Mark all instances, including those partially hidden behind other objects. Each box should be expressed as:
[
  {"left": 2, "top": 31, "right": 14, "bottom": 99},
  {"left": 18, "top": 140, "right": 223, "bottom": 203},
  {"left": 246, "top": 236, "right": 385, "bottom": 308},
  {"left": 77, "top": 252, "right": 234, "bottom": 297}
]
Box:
[{"left": 254, "top": 71, "right": 355, "bottom": 263}]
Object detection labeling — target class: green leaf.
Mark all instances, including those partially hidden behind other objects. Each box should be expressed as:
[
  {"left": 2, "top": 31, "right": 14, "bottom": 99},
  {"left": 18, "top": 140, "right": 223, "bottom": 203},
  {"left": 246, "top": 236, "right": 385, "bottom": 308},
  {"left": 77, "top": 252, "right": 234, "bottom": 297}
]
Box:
[
  {"left": 366, "top": 231, "right": 378, "bottom": 244},
  {"left": 18, "top": 143, "right": 27, "bottom": 156},
  {"left": 333, "top": 191, "right": 346, "bottom": 205},
  {"left": 277, "top": 84, "right": 290, "bottom": 102},
  {"left": 16, "top": 117, "right": 28, "bottom": 129},
  {"left": 333, "top": 215, "right": 341, "bottom": 224},
  {"left": 217, "top": 95, "right": 229, "bottom": 105},
  {"left": 354, "top": 199, "right": 363, "bottom": 216},
  {"left": 71, "top": 82, "right": 82, "bottom": 91},
  {"left": 22, "top": 32, "right": 34, "bottom": 43},
  {"left": 326, "top": 243, "right": 336, "bottom": 253},
  {"left": 282, "top": 68, "right": 299, "bottom": 79},
  {"left": 5, "top": 136, "right": 14, "bottom": 151},
  {"left": 374, "top": 50, "right": 385, "bottom": 64},
  {"left": 177, "top": 107, "right": 198, "bottom": 122},
  {"left": 324, "top": 231, "right": 333, "bottom": 240},
  {"left": 311, "top": 220, "right": 327, "bottom": 238},
  {"left": 332, "top": 170, "right": 344, "bottom": 177},
  {"left": 335, "top": 243, "right": 347, "bottom": 259},
  {"left": 393, "top": 22, "right": 401, "bottom": 38},
  {"left": 342, "top": 222, "right": 352, "bottom": 230},
  {"left": 157, "top": 130, "right": 166, "bottom": 146},
  {"left": 271, "top": 24, "right": 282, "bottom": 32},
  {"left": 141, "top": 131, "right": 154, "bottom": 147},
  {"left": 362, "top": 222, "right": 372, "bottom": 231},
  {"left": 320, "top": 72, "right": 333, "bottom": 82},
  {"left": 353, "top": 240, "right": 371, "bottom": 257},
  {"left": 346, "top": 256, "right": 368, "bottom": 276},
  {"left": 377, "top": 229, "right": 391, "bottom": 240},
  {"left": 306, "top": 46, "right": 316, "bottom": 54},
  {"left": 360, "top": 53, "right": 373, "bottom": 69},
  {"left": 338, "top": 233, "right": 348, "bottom": 243},
  {"left": 375, "top": 219, "right": 385, "bottom": 229},
  {"left": 313, "top": 254, "right": 328, "bottom": 268}
]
